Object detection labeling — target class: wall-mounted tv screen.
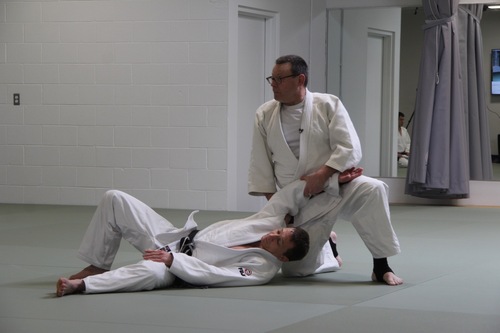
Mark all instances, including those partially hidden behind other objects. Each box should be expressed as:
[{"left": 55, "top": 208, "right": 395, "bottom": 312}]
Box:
[{"left": 492, "top": 49, "right": 500, "bottom": 95}]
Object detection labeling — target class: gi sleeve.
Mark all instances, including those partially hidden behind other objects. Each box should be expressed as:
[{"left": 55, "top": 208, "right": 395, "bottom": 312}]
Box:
[
  {"left": 257, "top": 180, "right": 309, "bottom": 217},
  {"left": 248, "top": 104, "right": 279, "bottom": 196},
  {"left": 168, "top": 253, "right": 280, "bottom": 288},
  {"left": 323, "top": 96, "right": 362, "bottom": 172}
]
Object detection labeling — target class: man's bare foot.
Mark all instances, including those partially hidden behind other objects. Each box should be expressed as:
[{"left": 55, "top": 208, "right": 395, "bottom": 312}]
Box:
[
  {"left": 69, "top": 265, "right": 108, "bottom": 279},
  {"left": 371, "top": 271, "right": 403, "bottom": 286},
  {"left": 56, "top": 278, "right": 85, "bottom": 297},
  {"left": 329, "top": 232, "right": 342, "bottom": 267}
]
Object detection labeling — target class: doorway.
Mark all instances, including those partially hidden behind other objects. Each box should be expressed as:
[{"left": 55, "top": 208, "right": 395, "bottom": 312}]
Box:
[{"left": 227, "top": 7, "right": 278, "bottom": 212}]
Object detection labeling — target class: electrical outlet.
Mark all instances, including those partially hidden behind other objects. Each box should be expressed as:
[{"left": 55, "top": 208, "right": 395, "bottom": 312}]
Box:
[{"left": 13, "top": 93, "right": 20, "bottom": 106}]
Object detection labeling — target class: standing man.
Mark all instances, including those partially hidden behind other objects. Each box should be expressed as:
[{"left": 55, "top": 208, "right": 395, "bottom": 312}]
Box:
[{"left": 248, "top": 55, "right": 403, "bottom": 285}]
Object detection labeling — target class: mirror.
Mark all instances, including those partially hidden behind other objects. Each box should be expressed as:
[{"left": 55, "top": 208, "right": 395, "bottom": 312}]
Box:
[
  {"left": 399, "top": 5, "right": 500, "bottom": 180},
  {"left": 327, "top": 5, "right": 500, "bottom": 180}
]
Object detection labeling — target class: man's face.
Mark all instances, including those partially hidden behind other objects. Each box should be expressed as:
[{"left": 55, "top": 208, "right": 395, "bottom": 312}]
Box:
[
  {"left": 261, "top": 228, "right": 296, "bottom": 262},
  {"left": 269, "top": 63, "right": 303, "bottom": 106},
  {"left": 399, "top": 115, "right": 405, "bottom": 128}
]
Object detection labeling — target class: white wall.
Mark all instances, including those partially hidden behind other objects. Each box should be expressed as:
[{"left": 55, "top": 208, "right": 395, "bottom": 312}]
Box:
[
  {"left": 0, "top": 0, "right": 329, "bottom": 209},
  {"left": 0, "top": 0, "right": 230, "bottom": 208}
]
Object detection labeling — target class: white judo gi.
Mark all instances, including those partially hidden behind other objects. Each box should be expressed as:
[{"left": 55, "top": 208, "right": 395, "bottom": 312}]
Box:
[
  {"left": 248, "top": 89, "right": 401, "bottom": 277},
  {"left": 76, "top": 181, "right": 338, "bottom": 293}
]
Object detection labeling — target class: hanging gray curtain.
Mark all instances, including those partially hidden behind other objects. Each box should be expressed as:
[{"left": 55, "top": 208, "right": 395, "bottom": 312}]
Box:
[
  {"left": 458, "top": 4, "right": 493, "bottom": 180},
  {"left": 406, "top": 0, "right": 469, "bottom": 198}
]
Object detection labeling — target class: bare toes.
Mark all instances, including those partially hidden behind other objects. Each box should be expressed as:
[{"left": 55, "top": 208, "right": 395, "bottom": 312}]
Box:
[
  {"left": 56, "top": 278, "right": 67, "bottom": 297},
  {"left": 371, "top": 272, "right": 403, "bottom": 286}
]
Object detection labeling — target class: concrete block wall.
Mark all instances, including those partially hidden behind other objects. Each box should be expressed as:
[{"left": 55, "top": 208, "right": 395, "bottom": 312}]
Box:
[{"left": 0, "top": 0, "right": 229, "bottom": 209}]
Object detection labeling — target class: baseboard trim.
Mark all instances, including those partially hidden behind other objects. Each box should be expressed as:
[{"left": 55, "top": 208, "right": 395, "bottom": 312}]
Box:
[{"left": 378, "top": 177, "right": 500, "bottom": 207}]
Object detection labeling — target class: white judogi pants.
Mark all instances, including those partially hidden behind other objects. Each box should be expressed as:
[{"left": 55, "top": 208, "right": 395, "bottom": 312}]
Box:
[
  {"left": 283, "top": 175, "right": 401, "bottom": 277},
  {"left": 83, "top": 260, "right": 176, "bottom": 293},
  {"left": 76, "top": 190, "right": 183, "bottom": 293}
]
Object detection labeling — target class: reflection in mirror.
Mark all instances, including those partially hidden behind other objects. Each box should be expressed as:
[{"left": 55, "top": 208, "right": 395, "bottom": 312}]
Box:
[
  {"left": 327, "top": 7, "right": 401, "bottom": 178},
  {"left": 397, "top": 6, "right": 422, "bottom": 179},
  {"left": 398, "top": 6, "right": 500, "bottom": 180},
  {"left": 328, "top": 6, "right": 500, "bottom": 180}
]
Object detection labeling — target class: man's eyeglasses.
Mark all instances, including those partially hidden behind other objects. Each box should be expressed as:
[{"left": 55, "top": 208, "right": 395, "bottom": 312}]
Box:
[{"left": 265, "top": 74, "right": 298, "bottom": 85}]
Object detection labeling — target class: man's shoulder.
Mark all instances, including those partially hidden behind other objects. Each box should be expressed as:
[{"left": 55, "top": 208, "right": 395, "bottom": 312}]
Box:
[
  {"left": 308, "top": 92, "right": 344, "bottom": 114},
  {"left": 255, "top": 99, "right": 280, "bottom": 118},
  {"left": 310, "top": 91, "right": 340, "bottom": 103},
  {"left": 258, "top": 99, "right": 279, "bottom": 110}
]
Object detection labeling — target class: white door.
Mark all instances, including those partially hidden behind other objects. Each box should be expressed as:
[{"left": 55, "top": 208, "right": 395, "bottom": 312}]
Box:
[{"left": 235, "top": 13, "right": 268, "bottom": 212}]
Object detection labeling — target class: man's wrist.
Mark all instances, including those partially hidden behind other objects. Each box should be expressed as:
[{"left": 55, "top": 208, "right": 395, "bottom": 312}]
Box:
[
  {"left": 318, "top": 165, "right": 336, "bottom": 180},
  {"left": 165, "top": 253, "right": 173, "bottom": 267}
]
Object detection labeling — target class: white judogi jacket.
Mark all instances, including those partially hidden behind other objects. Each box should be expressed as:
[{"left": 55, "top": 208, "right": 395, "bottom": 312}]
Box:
[
  {"left": 175, "top": 179, "right": 340, "bottom": 286},
  {"left": 166, "top": 207, "right": 297, "bottom": 287},
  {"left": 248, "top": 89, "right": 362, "bottom": 197},
  {"left": 165, "top": 180, "right": 313, "bottom": 286}
]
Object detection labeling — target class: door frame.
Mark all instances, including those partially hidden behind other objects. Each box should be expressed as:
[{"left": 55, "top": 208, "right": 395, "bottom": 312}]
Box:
[
  {"left": 227, "top": 5, "right": 279, "bottom": 211},
  {"left": 368, "top": 28, "right": 397, "bottom": 177}
]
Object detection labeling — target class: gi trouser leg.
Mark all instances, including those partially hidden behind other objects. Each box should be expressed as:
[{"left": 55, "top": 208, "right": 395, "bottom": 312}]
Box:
[
  {"left": 282, "top": 176, "right": 400, "bottom": 277},
  {"left": 77, "top": 190, "right": 177, "bottom": 270},
  {"left": 338, "top": 176, "right": 400, "bottom": 259},
  {"left": 83, "top": 260, "right": 176, "bottom": 294}
]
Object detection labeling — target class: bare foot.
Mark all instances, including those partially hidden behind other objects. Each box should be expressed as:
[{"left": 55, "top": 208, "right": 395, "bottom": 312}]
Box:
[
  {"left": 56, "top": 278, "right": 85, "bottom": 297},
  {"left": 69, "top": 265, "right": 108, "bottom": 279},
  {"left": 330, "top": 232, "right": 342, "bottom": 267},
  {"left": 371, "top": 271, "right": 404, "bottom": 286}
]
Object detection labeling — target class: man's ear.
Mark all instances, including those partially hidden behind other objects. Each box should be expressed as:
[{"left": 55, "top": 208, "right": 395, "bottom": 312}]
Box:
[
  {"left": 279, "top": 256, "right": 289, "bottom": 262},
  {"left": 298, "top": 74, "right": 306, "bottom": 86}
]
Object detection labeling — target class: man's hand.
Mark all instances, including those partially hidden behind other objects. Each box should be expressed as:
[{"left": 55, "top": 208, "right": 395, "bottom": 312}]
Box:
[
  {"left": 300, "top": 165, "right": 336, "bottom": 197},
  {"left": 397, "top": 152, "right": 409, "bottom": 160},
  {"left": 301, "top": 166, "right": 364, "bottom": 197},
  {"left": 143, "top": 249, "right": 174, "bottom": 267},
  {"left": 338, "top": 167, "right": 363, "bottom": 184}
]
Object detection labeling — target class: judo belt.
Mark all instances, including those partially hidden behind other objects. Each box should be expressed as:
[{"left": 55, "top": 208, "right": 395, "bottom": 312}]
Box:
[
  {"left": 172, "top": 229, "right": 208, "bottom": 289},
  {"left": 178, "top": 229, "right": 199, "bottom": 256}
]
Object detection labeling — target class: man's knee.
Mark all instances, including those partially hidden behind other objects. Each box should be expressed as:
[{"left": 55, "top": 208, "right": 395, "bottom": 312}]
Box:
[
  {"left": 102, "top": 189, "right": 131, "bottom": 209},
  {"left": 352, "top": 177, "right": 388, "bottom": 197},
  {"left": 104, "top": 189, "right": 125, "bottom": 201},
  {"left": 398, "top": 158, "right": 409, "bottom": 168}
]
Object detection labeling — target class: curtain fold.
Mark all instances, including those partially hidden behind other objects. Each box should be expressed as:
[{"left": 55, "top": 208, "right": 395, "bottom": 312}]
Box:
[
  {"left": 406, "top": 0, "right": 469, "bottom": 198},
  {"left": 458, "top": 4, "right": 493, "bottom": 180}
]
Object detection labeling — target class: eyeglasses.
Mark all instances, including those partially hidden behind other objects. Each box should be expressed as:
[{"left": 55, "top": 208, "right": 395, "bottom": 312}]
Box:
[{"left": 265, "top": 74, "right": 298, "bottom": 85}]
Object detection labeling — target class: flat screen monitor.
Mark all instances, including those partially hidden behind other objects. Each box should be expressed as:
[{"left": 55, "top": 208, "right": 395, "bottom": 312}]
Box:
[{"left": 492, "top": 49, "right": 500, "bottom": 95}]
